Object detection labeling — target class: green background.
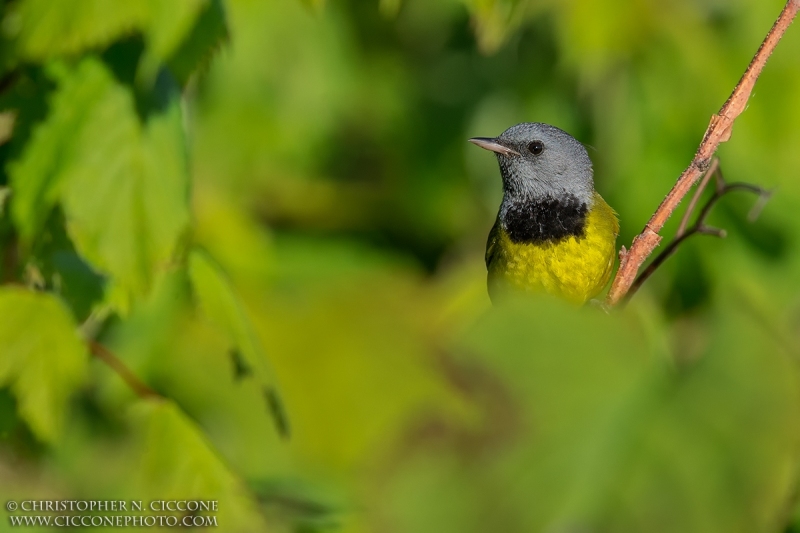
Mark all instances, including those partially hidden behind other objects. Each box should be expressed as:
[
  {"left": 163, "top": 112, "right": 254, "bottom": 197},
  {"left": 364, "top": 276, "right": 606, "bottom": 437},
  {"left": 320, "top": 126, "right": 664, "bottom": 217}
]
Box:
[{"left": 1, "top": 0, "right": 800, "bottom": 531}]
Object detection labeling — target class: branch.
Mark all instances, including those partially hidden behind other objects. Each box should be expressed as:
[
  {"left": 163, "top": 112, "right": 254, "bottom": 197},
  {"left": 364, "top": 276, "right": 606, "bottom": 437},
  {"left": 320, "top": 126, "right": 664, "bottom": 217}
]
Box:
[
  {"left": 623, "top": 165, "right": 771, "bottom": 303},
  {"left": 677, "top": 158, "right": 720, "bottom": 236},
  {"left": 88, "top": 340, "right": 162, "bottom": 400},
  {"left": 605, "top": 0, "right": 800, "bottom": 306}
]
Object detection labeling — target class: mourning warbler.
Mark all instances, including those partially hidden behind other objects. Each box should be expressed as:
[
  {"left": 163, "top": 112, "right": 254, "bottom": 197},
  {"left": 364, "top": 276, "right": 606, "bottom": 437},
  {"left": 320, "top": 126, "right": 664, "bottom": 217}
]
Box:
[{"left": 470, "top": 123, "right": 618, "bottom": 304}]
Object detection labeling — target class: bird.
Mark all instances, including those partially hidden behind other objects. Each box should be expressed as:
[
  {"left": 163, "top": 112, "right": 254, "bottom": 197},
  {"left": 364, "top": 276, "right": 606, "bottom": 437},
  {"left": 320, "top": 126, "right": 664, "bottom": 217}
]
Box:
[{"left": 469, "top": 123, "right": 618, "bottom": 304}]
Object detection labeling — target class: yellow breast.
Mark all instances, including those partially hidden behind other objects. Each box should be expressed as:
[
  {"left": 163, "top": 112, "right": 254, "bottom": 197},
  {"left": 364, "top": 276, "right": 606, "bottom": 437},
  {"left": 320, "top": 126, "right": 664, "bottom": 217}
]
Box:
[{"left": 487, "top": 192, "right": 619, "bottom": 304}]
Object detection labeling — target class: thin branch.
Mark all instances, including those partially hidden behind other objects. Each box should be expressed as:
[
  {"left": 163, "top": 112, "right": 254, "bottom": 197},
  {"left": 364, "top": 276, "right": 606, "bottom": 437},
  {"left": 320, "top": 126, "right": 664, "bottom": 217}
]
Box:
[
  {"left": 624, "top": 174, "right": 771, "bottom": 302},
  {"left": 677, "top": 158, "right": 719, "bottom": 236},
  {"left": 605, "top": 0, "right": 800, "bottom": 306},
  {"left": 88, "top": 340, "right": 161, "bottom": 400}
]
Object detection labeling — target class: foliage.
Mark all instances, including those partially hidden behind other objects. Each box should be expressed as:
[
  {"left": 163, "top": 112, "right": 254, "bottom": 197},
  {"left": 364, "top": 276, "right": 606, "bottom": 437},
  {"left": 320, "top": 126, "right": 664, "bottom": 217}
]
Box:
[
  {"left": 0, "top": 288, "right": 86, "bottom": 443},
  {"left": 1, "top": 0, "right": 800, "bottom": 532}
]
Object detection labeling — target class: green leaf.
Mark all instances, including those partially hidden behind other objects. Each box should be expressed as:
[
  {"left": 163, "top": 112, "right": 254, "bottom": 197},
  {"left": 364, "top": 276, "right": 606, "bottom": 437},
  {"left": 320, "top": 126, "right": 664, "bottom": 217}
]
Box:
[
  {"left": 37, "top": 213, "right": 107, "bottom": 323},
  {"left": 5, "top": 0, "right": 208, "bottom": 73},
  {"left": 9, "top": 60, "right": 117, "bottom": 244},
  {"left": 132, "top": 400, "right": 268, "bottom": 531},
  {"left": 166, "top": 0, "right": 229, "bottom": 86},
  {"left": 0, "top": 287, "right": 87, "bottom": 442},
  {"left": 137, "top": 0, "right": 208, "bottom": 84},
  {"left": 10, "top": 58, "right": 190, "bottom": 301},
  {"left": 143, "top": 0, "right": 207, "bottom": 63},
  {"left": 188, "top": 248, "right": 289, "bottom": 438},
  {"left": 4, "top": 0, "right": 148, "bottom": 60}
]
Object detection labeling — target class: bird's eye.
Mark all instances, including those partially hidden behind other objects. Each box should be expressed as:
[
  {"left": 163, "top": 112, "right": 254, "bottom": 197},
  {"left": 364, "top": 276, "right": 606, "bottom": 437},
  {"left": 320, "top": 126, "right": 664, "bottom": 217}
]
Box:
[{"left": 528, "top": 141, "right": 544, "bottom": 155}]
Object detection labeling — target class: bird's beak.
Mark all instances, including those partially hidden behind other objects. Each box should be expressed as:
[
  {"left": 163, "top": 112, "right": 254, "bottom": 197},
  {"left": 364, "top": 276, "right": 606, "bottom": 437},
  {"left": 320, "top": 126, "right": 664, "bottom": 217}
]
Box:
[{"left": 468, "top": 137, "right": 520, "bottom": 157}]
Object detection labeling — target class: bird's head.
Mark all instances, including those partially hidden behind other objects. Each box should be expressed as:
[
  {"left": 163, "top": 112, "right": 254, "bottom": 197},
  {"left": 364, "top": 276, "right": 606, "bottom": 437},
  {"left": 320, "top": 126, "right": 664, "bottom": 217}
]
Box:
[{"left": 470, "top": 122, "right": 595, "bottom": 207}]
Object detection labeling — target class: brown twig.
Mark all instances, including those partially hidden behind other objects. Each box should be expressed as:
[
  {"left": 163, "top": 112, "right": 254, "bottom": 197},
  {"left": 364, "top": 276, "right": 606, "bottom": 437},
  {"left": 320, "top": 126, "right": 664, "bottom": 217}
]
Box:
[
  {"left": 624, "top": 167, "right": 771, "bottom": 302},
  {"left": 605, "top": 0, "right": 800, "bottom": 306},
  {"left": 88, "top": 340, "right": 161, "bottom": 400},
  {"left": 677, "top": 158, "right": 720, "bottom": 236}
]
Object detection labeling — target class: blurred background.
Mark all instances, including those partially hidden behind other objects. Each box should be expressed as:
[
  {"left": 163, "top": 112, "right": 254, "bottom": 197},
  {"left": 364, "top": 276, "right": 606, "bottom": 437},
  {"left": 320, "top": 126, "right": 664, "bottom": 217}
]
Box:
[{"left": 1, "top": 0, "right": 800, "bottom": 531}]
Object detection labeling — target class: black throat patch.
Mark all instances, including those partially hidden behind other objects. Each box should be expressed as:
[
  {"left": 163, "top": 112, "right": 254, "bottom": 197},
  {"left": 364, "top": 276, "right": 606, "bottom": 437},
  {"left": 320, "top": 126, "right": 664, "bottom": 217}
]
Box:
[{"left": 501, "top": 194, "right": 588, "bottom": 244}]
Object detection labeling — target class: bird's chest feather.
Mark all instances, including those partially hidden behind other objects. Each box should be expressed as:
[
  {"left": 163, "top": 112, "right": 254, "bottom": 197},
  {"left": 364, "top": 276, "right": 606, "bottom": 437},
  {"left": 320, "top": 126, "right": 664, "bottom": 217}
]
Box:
[{"left": 488, "top": 193, "right": 618, "bottom": 303}]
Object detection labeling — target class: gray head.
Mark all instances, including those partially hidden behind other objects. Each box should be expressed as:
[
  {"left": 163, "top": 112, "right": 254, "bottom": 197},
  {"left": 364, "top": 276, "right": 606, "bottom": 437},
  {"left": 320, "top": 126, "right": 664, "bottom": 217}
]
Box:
[{"left": 469, "top": 123, "right": 595, "bottom": 207}]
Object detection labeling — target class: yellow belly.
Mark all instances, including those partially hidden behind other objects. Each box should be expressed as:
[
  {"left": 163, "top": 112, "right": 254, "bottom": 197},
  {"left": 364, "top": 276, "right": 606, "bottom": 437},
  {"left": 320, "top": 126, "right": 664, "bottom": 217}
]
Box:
[{"left": 487, "top": 192, "right": 619, "bottom": 304}]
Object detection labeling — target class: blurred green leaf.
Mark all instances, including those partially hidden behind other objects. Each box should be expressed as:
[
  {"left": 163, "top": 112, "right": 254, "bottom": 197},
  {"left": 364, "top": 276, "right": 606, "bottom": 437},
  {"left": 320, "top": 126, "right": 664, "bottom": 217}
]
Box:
[
  {"left": 166, "top": 0, "right": 228, "bottom": 86},
  {"left": 0, "top": 287, "right": 87, "bottom": 442},
  {"left": 188, "top": 248, "right": 288, "bottom": 438},
  {"left": 132, "top": 399, "right": 268, "bottom": 531},
  {"left": 11, "top": 58, "right": 190, "bottom": 302},
  {"left": 9, "top": 60, "right": 116, "bottom": 244},
  {"left": 5, "top": 0, "right": 208, "bottom": 80},
  {"left": 137, "top": 0, "right": 208, "bottom": 83},
  {"left": 60, "top": 71, "right": 189, "bottom": 301},
  {"left": 99, "top": 271, "right": 296, "bottom": 496},
  {"left": 373, "top": 296, "right": 800, "bottom": 533},
  {"left": 4, "top": 0, "right": 148, "bottom": 60},
  {"left": 36, "top": 212, "right": 107, "bottom": 323}
]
